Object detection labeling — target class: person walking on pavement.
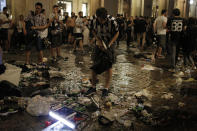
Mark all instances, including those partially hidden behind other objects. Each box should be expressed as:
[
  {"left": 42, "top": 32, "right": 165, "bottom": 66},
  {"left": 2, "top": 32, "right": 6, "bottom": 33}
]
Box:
[
  {"left": 153, "top": 9, "right": 168, "bottom": 59},
  {"left": 167, "top": 8, "right": 186, "bottom": 72}
]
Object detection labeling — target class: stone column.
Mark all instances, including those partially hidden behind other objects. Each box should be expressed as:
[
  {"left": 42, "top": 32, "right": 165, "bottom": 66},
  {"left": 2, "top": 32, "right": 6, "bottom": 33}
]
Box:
[
  {"left": 141, "top": 0, "right": 144, "bottom": 16},
  {"left": 89, "top": 0, "right": 100, "bottom": 16},
  {"left": 104, "top": 0, "right": 118, "bottom": 16},
  {"left": 168, "top": 0, "right": 175, "bottom": 16},
  {"left": 158, "top": 0, "right": 168, "bottom": 15},
  {"left": 118, "top": 0, "right": 124, "bottom": 14},
  {"left": 131, "top": 0, "right": 142, "bottom": 16},
  {"left": 101, "top": 0, "right": 104, "bottom": 7},
  {"left": 143, "top": 0, "right": 153, "bottom": 17},
  {"left": 189, "top": 0, "right": 195, "bottom": 17},
  {"left": 184, "top": 0, "right": 190, "bottom": 17},
  {"left": 72, "top": 0, "right": 78, "bottom": 14}
]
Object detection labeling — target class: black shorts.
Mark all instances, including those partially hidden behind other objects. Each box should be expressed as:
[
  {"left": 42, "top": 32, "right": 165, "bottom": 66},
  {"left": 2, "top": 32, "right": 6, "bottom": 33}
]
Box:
[
  {"left": 51, "top": 33, "right": 62, "bottom": 48},
  {"left": 74, "top": 33, "right": 83, "bottom": 40},
  {"left": 67, "top": 27, "right": 74, "bottom": 35},
  {"left": 0, "top": 28, "right": 8, "bottom": 40},
  {"left": 91, "top": 47, "right": 115, "bottom": 74},
  {"left": 26, "top": 36, "right": 44, "bottom": 51}
]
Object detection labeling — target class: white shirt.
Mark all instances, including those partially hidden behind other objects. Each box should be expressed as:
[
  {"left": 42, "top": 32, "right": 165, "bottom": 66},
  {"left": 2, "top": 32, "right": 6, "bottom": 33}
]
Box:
[
  {"left": 17, "top": 21, "right": 23, "bottom": 33},
  {"left": 0, "top": 13, "right": 10, "bottom": 29},
  {"left": 155, "top": 15, "right": 167, "bottom": 35},
  {"left": 40, "top": 28, "right": 48, "bottom": 39},
  {"left": 74, "top": 17, "right": 83, "bottom": 33}
]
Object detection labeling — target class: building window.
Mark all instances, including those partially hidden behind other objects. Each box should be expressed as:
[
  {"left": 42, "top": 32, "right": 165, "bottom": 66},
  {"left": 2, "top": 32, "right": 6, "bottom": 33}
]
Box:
[
  {"left": 82, "top": 3, "right": 88, "bottom": 16},
  {"left": 65, "top": 1, "right": 72, "bottom": 16},
  {"left": 58, "top": 0, "right": 72, "bottom": 16},
  {"left": 0, "top": 0, "right": 6, "bottom": 11}
]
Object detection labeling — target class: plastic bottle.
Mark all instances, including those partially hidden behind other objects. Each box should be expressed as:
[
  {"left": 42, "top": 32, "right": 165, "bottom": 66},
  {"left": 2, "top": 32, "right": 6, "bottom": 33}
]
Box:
[{"left": 185, "top": 69, "right": 191, "bottom": 78}]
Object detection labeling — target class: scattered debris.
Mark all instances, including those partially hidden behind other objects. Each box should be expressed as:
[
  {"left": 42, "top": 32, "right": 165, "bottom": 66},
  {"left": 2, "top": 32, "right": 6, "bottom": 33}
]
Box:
[
  {"left": 135, "top": 89, "right": 152, "bottom": 100},
  {"left": 176, "top": 77, "right": 183, "bottom": 86},
  {"left": 26, "top": 95, "right": 52, "bottom": 116},
  {"left": 141, "top": 110, "right": 152, "bottom": 118},
  {"left": 184, "top": 78, "right": 196, "bottom": 82},
  {"left": 178, "top": 102, "right": 185, "bottom": 108},
  {"left": 0, "top": 63, "right": 22, "bottom": 86},
  {"left": 78, "top": 97, "right": 92, "bottom": 106},
  {"left": 105, "top": 102, "right": 112, "bottom": 110},
  {"left": 161, "top": 93, "right": 174, "bottom": 100},
  {"left": 81, "top": 78, "right": 92, "bottom": 87},
  {"left": 123, "top": 120, "right": 132, "bottom": 127},
  {"left": 173, "top": 71, "right": 184, "bottom": 77},
  {"left": 49, "top": 70, "right": 65, "bottom": 78},
  {"left": 0, "top": 81, "right": 22, "bottom": 99},
  {"left": 141, "top": 65, "right": 156, "bottom": 71},
  {"left": 92, "top": 111, "right": 100, "bottom": 119},
  {"left": 106, "top": 93, "right": 119, "bottom": 104}
]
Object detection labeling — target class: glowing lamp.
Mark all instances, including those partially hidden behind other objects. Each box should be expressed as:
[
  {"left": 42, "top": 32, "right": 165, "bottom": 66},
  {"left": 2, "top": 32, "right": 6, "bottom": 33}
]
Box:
[{"left": 49, "top": 111, "right": 75, "bottom": 129}]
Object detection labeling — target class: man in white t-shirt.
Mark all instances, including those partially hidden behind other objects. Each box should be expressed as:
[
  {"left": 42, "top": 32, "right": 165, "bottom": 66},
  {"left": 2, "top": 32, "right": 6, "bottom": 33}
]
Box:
[
  {"left": 153, "top": 9, "right": 168, "bottom": 58},
  {"left": 0, "top": 7, "right": 11, "bottom": 52}
]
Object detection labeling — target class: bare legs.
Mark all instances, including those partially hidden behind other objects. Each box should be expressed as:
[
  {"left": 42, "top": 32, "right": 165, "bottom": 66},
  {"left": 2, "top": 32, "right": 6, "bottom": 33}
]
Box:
[
  {"left": 91, "top": 68, "right": 112, "bottom": 89},
  {"left": 25, "top": 50, "right": 43, "bottom": 64},
  {"left": 73, "top": 40, "right": 83, "bottom": 51}
]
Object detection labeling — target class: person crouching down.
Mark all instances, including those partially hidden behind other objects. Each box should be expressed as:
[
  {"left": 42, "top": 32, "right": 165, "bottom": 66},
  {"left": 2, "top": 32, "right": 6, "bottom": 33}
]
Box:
[{"left": 86, "top": 8, "right": 119, "bottom": 97}]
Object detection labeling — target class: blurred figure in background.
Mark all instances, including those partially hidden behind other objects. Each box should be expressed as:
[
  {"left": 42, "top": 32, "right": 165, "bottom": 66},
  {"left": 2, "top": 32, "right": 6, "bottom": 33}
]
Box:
[
  {"left": 73, "top": 11, "right": 84, "bottom": 52},
  {"left": 0, "top": 7, "right": 12, "bottom": 52},
  {"left": 153, "top": 9, "right": 168, "bottom": 58},
  {"left": 49, "top": 5, "right": 64, "bottom": 62},
  {"left": 126, "top": 16, "right": 134, "bottom": 46}
]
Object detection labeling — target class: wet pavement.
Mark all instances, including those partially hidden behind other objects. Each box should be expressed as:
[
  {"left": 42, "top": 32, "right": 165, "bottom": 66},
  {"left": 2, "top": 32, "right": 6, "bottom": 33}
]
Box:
[{"left": 1, "top": 41, "right": 197, "bottom": 131}]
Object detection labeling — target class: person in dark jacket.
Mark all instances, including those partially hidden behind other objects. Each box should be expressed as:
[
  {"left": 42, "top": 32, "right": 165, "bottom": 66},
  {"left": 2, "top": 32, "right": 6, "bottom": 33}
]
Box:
[
  {"left": 167, "top": 8, "right": 186, "bottom": 72},
  {"left": 182, "top": 17, "right": 196, "bottom": 68}
]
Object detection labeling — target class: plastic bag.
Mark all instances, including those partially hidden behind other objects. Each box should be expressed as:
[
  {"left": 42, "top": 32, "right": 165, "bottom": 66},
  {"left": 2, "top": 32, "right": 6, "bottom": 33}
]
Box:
[{"left": 26, "top": 95, "right": 50, "bottom": 116}]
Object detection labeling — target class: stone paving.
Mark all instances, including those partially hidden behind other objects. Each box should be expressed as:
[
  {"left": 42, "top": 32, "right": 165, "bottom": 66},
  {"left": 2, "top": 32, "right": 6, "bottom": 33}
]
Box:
[{"left": 0, "top": 41, "right": 197, "bottom": 131}]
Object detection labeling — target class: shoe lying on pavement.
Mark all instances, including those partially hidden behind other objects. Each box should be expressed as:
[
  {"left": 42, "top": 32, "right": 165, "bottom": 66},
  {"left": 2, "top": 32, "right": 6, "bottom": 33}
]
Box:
[
  {"left": 168, "top": 68, "right": 176, "bottom": 73},
  {"left": 85, "top": 87, "right": 96, "bottom": 96},
  {"left": 64, "top": 57, "right": 69, "bottom": 61},
  {"left": 57, "top": 56, "right": 64, "bottom": 60},
  {"left": 51, "top": 57, "right": 57, "bottom": 63},
  {"left": 0, "top": 108, "right": 18, "bottom": 116},
  {"left": 157, "top": 55, "right": 165, "bottom": 59}
]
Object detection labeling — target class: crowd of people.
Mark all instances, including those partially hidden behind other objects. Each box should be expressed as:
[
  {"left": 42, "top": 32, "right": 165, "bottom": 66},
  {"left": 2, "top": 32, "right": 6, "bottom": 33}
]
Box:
[{"left": 1, "top": 2, "right": 197, "bottom": 97}]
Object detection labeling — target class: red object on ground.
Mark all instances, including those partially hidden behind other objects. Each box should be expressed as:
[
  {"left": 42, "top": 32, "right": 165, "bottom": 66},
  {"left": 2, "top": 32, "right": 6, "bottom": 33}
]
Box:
[
  {"left": 74, "top": 117, "right": 84, "bottom": 121},
  {"left": 45, "top": 121, "right": 52, "bottom": 127}
]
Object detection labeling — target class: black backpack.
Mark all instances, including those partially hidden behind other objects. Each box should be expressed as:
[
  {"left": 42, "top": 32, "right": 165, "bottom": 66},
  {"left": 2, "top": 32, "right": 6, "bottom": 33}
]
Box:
[{"left": 25, "top": 20, "right": 38, "bottom": 41}]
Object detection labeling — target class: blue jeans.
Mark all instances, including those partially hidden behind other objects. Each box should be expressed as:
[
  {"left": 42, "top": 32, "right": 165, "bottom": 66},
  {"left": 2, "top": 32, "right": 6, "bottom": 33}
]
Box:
[{"left": 169, "top": 40, "right": 180, "bottom": 68}]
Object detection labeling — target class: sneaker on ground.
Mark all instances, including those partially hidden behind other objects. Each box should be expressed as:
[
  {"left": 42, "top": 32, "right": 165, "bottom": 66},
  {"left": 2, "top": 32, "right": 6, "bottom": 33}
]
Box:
[
  {"left": 168, "top": 68, "right": 176, "bottom": 73},
  {"left": 85, "top": 87, "right": 96, "bottom": 96},
  {"left": 102, "top": 89, "right": 109, "bottom": 97},
  {"left": 51, "top": 57, "right": 57, "bottom": 63},
  {"left": 57, "top": 56, "right": 64, "bottom": 60}
]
